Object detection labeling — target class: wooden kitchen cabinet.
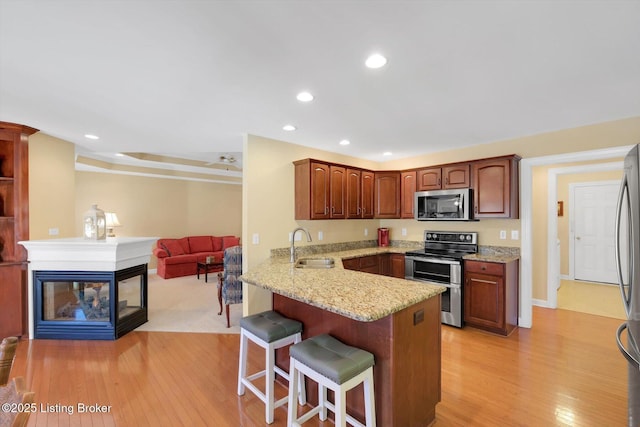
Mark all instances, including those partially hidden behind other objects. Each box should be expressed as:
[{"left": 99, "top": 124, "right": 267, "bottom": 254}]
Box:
[
  {"left": 374, "top": 172, "right": 400, "bottom": 218},
  {"left": 417, "top": 163, "right": 470, "bottom": 191},
  {"left": 346, "top": 168, "right": 362, "bottom": 219},
  {"left": 0, "top": 121, "right": 37, "bottom": 338},
  {"left": 361, "top": 170, "right": 375, "bottom": 219},
  {"left": 464, "top": 258, "right": 519, "bottom": 336},
  {"left": 346, "top": 168, "right": 376, "bottom": 219},
  {"left": 471, "top": 155, "right": 520, "bottom": 219},
  {"left": 294, "top": 159, "right": 346, "bottom": 220},
  {"left": 342, "top": 253, "right": 405, "bottom": 279},
  {"left": 329, "top": 165, "right": 346, "bottom": 219},
  {"left": 389, "top": 253, "right": 405, "bottom": 278},
  {"left": 400, "top": 171, "right": 416, "bottom": 219}
]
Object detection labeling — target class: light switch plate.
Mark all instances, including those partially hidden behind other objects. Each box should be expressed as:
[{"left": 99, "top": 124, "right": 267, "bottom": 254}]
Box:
[
  {"left": 511, "top": 230, "right": 519, "bottom": 240},
  {"left": 252, "top": 233, "right": 259, "bottom": 244},
  {"left": 318, "top": 231, "right": 323, "bottom": 241},
  {"left": 500, "top": 230, "right": 507, "bottom": 240},
  {"left": 402, "top": 228, "right": 407, "bottom": 236},
  {"left": 364, "top": 228, "right": 368, "bottom": 236}
]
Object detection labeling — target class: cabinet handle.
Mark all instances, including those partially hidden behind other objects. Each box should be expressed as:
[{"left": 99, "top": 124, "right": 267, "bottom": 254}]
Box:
[
  {"left": 445, "top": 178, "right": 448, "bottom": 185},
  {"left": 332, "top": 206, "right": 335, "bottom": 213},
  {"left": 357, "top": 207, "right": 361, "bottom": 214},
  {"left": 474, "top": 205, "right": 478, "bottom": 213},
  {"left": 438, "top": 178, "right": 441, "bottom": 185},
  {"left": 325, "top": 206, "right": 329, "bottom": 215}
]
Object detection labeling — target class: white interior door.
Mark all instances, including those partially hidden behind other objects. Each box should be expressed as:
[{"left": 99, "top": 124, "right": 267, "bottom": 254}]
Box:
[{"left": 572, "top": 182, "right": 621, "bottom": 284}]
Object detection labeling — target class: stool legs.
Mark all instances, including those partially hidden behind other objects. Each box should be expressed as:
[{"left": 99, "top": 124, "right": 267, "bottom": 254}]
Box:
[
  {"left": 287, "top": 358, "right": 376, "bottom": 427},
  {"left": 237, "top": 328, "right": 305, "bottom": 424},
  {"left": 237, "top": 331, "right": 248, "bottom": 395}
]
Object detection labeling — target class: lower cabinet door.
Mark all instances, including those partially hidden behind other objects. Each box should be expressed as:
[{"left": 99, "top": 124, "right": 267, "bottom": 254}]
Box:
[
  {"left": 464, "top": 272, "right": 505, "bottom": 332},
  {"left": 0, "top": 265, "right": 25, "bottom": 337}
]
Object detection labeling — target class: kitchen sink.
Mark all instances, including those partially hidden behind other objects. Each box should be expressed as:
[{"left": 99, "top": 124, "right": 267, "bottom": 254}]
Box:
[{"left": 295, "top": 257, "right": 335, "bottom": 269}]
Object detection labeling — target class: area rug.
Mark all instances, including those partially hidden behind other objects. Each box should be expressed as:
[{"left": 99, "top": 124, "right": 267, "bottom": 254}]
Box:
[{"left": 135, "top": 273, "right": 242, "bottom": 333}]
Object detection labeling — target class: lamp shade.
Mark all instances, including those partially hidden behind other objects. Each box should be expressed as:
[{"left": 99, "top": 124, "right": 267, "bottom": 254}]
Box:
[{"left": 105, "top": 212, "right": 121, "bottom": 237}]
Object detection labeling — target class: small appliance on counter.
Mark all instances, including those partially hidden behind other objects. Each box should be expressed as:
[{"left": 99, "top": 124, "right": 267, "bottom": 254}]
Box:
[{"left": 378, "top": 228, "right": 389, "bottom": 247}]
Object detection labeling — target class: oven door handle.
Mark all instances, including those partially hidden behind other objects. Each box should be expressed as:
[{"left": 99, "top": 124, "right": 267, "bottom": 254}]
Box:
[{"left": 406, "top": 256, "right": 460, "bottom": 266}]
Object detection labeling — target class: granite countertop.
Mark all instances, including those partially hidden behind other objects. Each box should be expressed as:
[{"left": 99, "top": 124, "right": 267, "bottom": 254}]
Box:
[
  {"left": 240, "top": 246, "right": 445, "bottom": 322},
  {"left": 463, "top": 253, "right": 520, "bottom": 263}
]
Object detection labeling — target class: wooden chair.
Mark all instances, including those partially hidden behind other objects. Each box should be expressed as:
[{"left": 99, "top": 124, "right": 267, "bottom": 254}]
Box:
[
  {"left": 0, "top": 337, "right": 18, "bottom": 386},
  {"left": 217, "top": 245, "right": 243, "bottom": 327},
  {"left": 0, "top": 377, "right": 35, "bottom": 427}
]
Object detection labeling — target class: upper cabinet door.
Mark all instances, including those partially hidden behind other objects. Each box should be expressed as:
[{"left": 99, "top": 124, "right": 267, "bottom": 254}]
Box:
[
  {"left": 374, "top": 172, "right": 400, "bottom": 218},
  {"left": 442, "top": 164, "right": 470, "bottom": 189},
  {"left": 361, "top": 170, "right": 375, "bottom": 219},
  {"left": 310, "top": 162, "right": 331, "bottom": 219},
  {"left": 471, "top": 156, "right": 520, "bottom": 219},
  {"left": 417, "top": 167, "right": 442, "bottom": 191},
  {"left": 346, "top": 168, "right": 362, "bottom": 219},
  {"left": 400, "top": 171, "right": 416, "bottom": 219},
  {"left": 329, "top": 165, "right": 346, "bottom": 219}
]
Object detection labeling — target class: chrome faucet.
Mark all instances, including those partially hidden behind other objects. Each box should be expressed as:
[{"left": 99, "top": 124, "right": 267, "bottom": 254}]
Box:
[{"left": 290, "top": 227, "right": 312, "bottom": 263}]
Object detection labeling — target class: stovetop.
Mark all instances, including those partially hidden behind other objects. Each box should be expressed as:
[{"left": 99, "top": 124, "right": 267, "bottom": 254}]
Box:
[{"left": 406, "top": 231, "right": 478, "bottom": 260}]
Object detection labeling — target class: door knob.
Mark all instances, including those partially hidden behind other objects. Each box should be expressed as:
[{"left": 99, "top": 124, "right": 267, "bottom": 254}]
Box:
[{"left": 576, "top": 236, "right": 581, "bottom": 240}]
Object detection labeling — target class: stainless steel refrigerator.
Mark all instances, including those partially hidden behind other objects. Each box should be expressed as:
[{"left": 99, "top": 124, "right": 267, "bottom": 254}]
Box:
[{"left": 615, "top": 144, "right": 640, "bottom": 427}]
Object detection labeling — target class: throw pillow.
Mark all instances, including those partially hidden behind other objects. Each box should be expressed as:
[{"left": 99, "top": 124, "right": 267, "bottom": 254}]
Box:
[
  {"left": 211, "top": 236, "right": 223, "bottom": 252},
  {"left": 189, "top": 236, "right": 214, "bottom": 253},
  {"left": 222, "top": 235, "right": 240, "bottom": 249},
  {"left": 162, "top": 240, "right": 185, "bottom": 256}
]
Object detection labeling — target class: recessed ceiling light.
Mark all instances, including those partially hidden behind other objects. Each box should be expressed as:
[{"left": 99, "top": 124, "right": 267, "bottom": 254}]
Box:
[
  {"left": 84, "top": 134, "right": 100, "bottom": 140},
  {"left": 296, "top": 91, "right": 314, "bottom": 102},
  {"left": 383, "top": 151, "right": 392, "bottom": 156},
  {"left": 365, "top": 53, "right": 387, "bottom": 69},
  {"left": 283, "top": 124, "right": 297, "bottom": 131},
  {"left": 339, "top": 139, "right": 350, "bottom": 146}
]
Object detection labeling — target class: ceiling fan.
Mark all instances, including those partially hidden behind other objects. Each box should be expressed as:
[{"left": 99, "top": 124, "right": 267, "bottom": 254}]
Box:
[{"left": 219, "top": 155, "right": 236, "bottom": 164}]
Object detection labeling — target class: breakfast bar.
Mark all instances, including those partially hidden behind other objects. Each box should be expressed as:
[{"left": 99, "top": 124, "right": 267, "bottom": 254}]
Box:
[{"left": 240, "top": 249, "right": 446, "bottom": 426}]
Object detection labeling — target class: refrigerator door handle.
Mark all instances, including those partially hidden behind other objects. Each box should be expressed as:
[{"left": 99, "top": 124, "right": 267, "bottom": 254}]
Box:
[
  {"left": 615, "top": 174, "right": 633, "bottom": 317},
  {"left": 617, "top": 322, "right": 640, "bottom": 370}
]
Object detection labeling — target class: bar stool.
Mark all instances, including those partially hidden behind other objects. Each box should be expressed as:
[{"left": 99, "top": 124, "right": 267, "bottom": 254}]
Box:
[
  {"left": 237, "top": 310, "right": 306, "bottom": 424},
  {"left": 287, "top": 334, "right": 376, "bottom": 427}
]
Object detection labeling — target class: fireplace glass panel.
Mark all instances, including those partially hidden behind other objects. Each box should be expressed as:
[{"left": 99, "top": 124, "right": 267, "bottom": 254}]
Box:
[
  {"left": 118, "top": 274, "right": 143, "bottom": 319},
  {"left": 42, "top": 280, "right": 111, "bottom": 322}
]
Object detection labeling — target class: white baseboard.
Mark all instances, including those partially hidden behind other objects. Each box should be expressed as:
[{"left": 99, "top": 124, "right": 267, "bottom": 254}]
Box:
[{"left": 532, "top": 298, "right": 553, "bottom": 308}]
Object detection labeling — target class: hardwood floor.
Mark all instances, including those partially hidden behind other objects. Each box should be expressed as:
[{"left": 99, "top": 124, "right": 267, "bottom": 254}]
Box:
[{"left": 8, "top": 306, "right": 628, "bottom": 426}]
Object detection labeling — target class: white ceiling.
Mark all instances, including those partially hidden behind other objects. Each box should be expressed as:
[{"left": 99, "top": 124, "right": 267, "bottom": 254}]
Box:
[{"left": 1, "top": 1, "right": 640, "bottom": 167}]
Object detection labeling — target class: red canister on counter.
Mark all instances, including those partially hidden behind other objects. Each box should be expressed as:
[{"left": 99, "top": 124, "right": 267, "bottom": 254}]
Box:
[{"left": 378, "top": 228, "right": 389, "bottom": 247}]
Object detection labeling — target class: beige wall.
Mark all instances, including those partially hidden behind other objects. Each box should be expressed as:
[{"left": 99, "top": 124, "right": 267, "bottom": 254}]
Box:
[
  {"left": 29, "top": 133, "right": 76, "bottom": 240},
  {"left": 28, "top": 133, "right": 242, "bottom": 271},
  {"left": 75, "top": 172, "right": 242, "bottom": 238},
  {"left": 242, "top": 134, "right": 381, "bottom": 315},
  {"left": 244, "top": 116, "right": 640, "bottom": 313}
]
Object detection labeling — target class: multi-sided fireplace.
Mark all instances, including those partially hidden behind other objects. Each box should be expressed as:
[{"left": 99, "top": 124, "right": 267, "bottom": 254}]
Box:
[
  {"left": 19, "top": 237, "right": 157, "bottom": 340},
  {"left": 33, "top": 265, "right": 147, "bottom": 340}
]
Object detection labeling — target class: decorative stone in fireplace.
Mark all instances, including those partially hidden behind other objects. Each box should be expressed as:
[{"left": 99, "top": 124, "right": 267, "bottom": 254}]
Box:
[{"left": 19, "top": 237, "right": 157, "bottom": 340}]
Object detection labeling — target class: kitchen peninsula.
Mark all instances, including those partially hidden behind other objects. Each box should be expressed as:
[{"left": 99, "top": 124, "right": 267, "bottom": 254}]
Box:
[{"left": 240, "top": 247, "right": 446, "bottom": 426}]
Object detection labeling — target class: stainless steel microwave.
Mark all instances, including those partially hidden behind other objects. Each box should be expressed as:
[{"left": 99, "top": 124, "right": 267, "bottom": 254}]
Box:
[{"left": 414, "top": 188, "right": 473, "bottom": 221}]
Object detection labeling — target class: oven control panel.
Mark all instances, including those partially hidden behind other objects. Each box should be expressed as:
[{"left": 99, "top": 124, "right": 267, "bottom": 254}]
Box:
[{"left": 424, "top": 231, "right": 477, "bottom": 244}]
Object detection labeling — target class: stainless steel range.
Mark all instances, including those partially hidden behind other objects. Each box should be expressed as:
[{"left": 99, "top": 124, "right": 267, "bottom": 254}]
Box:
[{"left": 405, "top": 231, "right": 478, "bottom": 328}]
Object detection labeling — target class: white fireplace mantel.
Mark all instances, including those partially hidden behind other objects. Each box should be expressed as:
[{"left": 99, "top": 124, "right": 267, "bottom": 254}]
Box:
[{"left": 19, "top": 237, "right": 157, "bottom": 338}]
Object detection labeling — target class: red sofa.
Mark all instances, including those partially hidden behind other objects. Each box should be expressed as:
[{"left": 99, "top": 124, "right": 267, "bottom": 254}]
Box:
[{"left": 153, "top": 235, "right": 240, "bottom": 279}]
